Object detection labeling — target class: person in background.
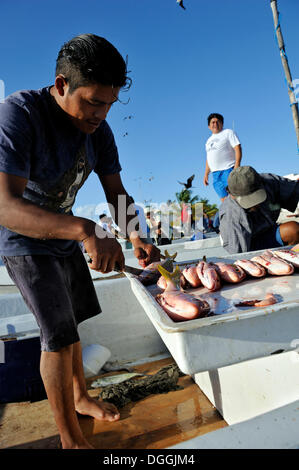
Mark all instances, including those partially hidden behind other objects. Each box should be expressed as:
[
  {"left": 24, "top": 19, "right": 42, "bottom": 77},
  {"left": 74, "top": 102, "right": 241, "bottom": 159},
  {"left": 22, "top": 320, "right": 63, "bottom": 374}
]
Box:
[
  {"left": 145, "top": 208, "right": 156, "bottom": 243},
  {"left": 203, "top": 113, "right": 242, "bottom": 203},
  {"left": 0, "top": 33, "right": 160, "bottom": 449},
  {"left": 98, "top": 213, "right": 113, "bottom": 233},
  {"left": 134, "top": 203, "right": 151, "bottom": 243},
  {"left": 155, "top": 220, "right": 172, "bottom": 246},
  {"left": 145, "top": 210, "right": 171, "bottom": 246},
  {"left": 219, "top": 166, "right": 299, "bottom": 254}
]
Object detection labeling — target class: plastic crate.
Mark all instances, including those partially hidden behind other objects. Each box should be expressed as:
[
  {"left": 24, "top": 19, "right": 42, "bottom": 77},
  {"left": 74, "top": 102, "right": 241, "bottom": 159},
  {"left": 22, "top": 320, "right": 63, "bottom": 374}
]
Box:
[{"left": 0, "top": 336, "right": 46, "bottom": 403}]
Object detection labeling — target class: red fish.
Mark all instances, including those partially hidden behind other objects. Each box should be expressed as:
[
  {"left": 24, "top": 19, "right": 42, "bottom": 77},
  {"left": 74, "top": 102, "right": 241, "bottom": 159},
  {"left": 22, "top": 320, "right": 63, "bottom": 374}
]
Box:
[
  {"left": 213, "top": 262, "right": 246, "bottom": 283},
  {"left": 196, "top": 261, "right": 221, "bottom": 291},
  {"left": 251, "top": 250, "right": 294, "bottom": 276},
  {"left": 182, "top": 265, "right": 202, "bottom": 288},
  {"left": 272, "top": 249, "right": 299, "bottom": 268},
  {"left": 155, "top": 265, "right": 210, "bottom": 322},
  {"left": 234, "top": 259, "right": 266, "bottom": 278}
]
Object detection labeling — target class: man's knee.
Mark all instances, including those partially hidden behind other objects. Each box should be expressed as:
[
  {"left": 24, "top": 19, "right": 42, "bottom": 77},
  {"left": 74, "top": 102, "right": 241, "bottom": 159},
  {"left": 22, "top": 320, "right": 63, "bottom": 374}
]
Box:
[{"left": 279, "top": 221, "right": 299, "bottom": 245}]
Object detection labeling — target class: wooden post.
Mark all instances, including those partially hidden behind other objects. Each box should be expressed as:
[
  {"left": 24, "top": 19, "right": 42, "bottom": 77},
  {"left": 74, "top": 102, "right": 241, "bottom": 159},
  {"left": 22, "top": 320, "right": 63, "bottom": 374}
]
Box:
[{"left": 270, "top": 0, "right": 299, "bottom": 151}]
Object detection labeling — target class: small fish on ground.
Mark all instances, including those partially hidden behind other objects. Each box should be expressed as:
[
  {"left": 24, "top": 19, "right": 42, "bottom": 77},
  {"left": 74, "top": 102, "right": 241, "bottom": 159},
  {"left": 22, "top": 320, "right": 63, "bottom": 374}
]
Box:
[{"left": 91, "top": 372, "right": 147, "bottom": 388}]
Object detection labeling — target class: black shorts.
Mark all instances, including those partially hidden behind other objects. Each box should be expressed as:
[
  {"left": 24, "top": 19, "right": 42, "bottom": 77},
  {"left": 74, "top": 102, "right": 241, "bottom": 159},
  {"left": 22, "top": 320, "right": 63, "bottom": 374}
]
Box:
[{"left": 1, "top": 245, "right": 101, "bottom": 352}]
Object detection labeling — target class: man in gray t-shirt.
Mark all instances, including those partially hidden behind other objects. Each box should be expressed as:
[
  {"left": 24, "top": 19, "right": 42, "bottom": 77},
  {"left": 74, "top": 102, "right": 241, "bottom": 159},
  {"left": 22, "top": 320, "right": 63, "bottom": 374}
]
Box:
[{"left": 219, "top": 166, "right": 299, "bottom": 254}]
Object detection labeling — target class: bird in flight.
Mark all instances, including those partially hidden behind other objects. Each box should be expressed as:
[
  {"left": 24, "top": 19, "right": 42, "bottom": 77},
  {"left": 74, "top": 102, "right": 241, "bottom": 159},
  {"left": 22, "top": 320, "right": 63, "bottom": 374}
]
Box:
[
  {"left": 177, "top": 0, "right": 186, "bottom": 10},
  {"left": 178, "top": 174, "right": 195, "bottom": 189},
  {"left": 123, "top": 115, "right": 134, "bottom": 120}
]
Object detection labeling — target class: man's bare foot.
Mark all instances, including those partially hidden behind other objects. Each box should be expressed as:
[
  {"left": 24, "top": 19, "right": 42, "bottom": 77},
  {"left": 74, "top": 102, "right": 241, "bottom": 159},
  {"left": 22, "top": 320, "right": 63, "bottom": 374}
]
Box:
[
  {"left": 61, "top": 438, "right": 94, "bottom": 449},
  {"left": 75, "top": 395, "right": 120, "bottom": 422}
]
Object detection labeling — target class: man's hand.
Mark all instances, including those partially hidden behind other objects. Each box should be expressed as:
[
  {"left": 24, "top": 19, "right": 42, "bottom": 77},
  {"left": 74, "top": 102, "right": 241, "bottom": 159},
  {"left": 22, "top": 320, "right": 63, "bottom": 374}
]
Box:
[
  {"left": 83, "top": 229, "right": 124, "bottom": 273},
  {"left": 233, "top": 144, "right": 242, "bottom": 168},
  {"left": 132, "top": 239, "right": 161, "bottom": 268},
  {"left": 203, "top": 159, "right": 210, "bottom": 186}
]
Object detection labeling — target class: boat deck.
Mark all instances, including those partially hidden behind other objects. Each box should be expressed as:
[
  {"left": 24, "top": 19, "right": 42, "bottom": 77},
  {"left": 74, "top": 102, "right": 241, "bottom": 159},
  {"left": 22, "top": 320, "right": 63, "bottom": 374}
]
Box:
[{"left": 0, "top": 357, "right": 227, "bottom": 449}]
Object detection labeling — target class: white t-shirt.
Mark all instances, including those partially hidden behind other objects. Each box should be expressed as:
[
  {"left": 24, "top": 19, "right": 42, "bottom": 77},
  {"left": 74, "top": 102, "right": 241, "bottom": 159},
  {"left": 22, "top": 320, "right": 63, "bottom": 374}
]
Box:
[{"left": 205, "top": 129, "right": 240, "bottom": 172}]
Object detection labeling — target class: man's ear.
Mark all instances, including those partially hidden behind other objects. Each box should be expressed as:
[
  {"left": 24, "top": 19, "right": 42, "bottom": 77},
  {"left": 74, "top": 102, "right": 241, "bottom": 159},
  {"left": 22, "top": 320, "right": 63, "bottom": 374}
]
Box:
[{"left": 54, "top": 75, "right": 68, "bottom": 97}]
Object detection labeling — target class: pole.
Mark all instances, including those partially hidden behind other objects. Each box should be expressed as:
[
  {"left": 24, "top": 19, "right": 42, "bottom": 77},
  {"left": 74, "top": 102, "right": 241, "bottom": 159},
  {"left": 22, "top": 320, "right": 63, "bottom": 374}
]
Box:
[{"left": 270, "top": 0, "right": 299, "bottom": 151}]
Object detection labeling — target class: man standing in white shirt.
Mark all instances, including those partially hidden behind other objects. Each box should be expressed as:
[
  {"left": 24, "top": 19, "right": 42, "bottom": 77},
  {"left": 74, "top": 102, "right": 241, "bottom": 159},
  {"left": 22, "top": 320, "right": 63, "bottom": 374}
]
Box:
[{"left": 204, "top": 113, "right": 242, "bottom": 202}]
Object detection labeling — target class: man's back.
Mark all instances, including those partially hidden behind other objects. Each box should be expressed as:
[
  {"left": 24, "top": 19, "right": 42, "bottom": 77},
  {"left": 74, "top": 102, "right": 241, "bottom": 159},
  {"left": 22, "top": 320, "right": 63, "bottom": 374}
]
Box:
[{"left": 219, "top": 173, "right": 299, "bottom": 254}]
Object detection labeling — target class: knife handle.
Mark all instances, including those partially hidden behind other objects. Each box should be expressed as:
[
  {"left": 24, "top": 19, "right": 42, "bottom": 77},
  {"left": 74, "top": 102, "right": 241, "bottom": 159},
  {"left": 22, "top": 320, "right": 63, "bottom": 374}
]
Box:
[{"left": 86, "top": 255, "right": 122, "bottom": 272}]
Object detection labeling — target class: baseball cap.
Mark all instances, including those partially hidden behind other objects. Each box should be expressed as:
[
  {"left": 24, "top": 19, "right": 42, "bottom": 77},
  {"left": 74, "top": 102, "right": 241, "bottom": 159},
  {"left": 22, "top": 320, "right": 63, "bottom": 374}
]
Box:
[{"left": 227, "top": 166, "right": 267, "bottom": 209}]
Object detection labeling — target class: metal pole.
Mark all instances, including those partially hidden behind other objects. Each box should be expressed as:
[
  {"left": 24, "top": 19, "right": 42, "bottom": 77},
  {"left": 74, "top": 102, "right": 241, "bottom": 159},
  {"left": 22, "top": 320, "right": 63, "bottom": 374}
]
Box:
[{"left": 270, "top": 0, "right": 299, "bottom": 151}]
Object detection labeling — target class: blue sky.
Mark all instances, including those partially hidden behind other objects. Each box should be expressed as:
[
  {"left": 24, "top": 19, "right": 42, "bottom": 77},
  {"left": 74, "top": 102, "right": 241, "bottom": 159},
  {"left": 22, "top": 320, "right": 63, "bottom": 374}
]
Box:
[{"left": 1, "top": 0, "right": 298, "bottom": 220}]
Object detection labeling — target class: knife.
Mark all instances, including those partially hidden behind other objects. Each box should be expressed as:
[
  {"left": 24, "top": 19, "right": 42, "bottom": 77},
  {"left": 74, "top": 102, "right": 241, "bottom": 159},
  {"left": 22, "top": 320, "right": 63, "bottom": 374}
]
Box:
[
  {"left": 114, "top": 263, "right": 144, "bottom": 276},
  {"left": 86, "top": 255, "right": 143, "bottom": 276}
]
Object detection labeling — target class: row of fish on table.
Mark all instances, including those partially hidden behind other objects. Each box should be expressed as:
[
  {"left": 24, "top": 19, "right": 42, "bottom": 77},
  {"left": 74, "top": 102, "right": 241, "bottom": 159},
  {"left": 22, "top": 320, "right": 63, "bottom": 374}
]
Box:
[{"left": 136, "top": 246, "right": 299, "bottom": 323}]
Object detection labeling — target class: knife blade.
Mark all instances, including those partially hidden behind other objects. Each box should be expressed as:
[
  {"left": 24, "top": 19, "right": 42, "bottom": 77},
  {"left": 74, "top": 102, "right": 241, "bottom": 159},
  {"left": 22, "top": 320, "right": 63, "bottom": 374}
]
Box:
[{"left": 114, "top": 263, "right": 144, "bottom": 276}]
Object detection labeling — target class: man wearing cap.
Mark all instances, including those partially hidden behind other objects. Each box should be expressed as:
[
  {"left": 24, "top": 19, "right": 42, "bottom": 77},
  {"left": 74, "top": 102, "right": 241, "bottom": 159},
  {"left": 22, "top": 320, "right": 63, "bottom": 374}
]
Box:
[{"left": 219, "top": 166, "right": 299, "bottom": 254}]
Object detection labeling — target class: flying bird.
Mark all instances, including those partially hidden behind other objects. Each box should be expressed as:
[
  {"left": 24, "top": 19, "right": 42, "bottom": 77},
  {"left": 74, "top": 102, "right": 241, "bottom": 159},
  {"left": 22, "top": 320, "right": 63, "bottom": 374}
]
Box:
[
  {"left": 178, "top": 174, "right": 195, "bottom": 189},
  {"left": 177, "top": 0, "right": 186, "bottom": 10},
  {"left": 123, "top": 115, "right": 134, "bottom": 120},
  {"left": 123, "top": 132, "right": 128, "bottom": 137}
]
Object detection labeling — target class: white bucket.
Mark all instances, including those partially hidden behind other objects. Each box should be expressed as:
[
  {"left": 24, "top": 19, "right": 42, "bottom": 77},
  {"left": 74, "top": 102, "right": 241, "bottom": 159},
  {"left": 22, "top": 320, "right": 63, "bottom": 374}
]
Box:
[{"left": 82, "top": 344, "right": 111, "bottom": 378}]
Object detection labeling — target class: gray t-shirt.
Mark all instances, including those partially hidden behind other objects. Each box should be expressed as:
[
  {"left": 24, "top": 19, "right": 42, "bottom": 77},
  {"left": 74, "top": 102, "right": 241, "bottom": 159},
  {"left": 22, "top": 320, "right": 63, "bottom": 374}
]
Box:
[
  {"left": 219, "top": 173, "right": 299, "bottom": 254},
  {"left": 0, "top": 87, "right": 121, "bottom": 256}
]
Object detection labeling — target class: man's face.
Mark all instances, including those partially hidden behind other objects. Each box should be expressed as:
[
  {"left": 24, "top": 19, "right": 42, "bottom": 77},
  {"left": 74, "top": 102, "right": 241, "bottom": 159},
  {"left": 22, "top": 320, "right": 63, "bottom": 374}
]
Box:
[
  {"left": 56, "top": 81, "right": 120, "bottom": 134},
  {"left": 208, "top": 117, "right": 223, "bottom": 134}
]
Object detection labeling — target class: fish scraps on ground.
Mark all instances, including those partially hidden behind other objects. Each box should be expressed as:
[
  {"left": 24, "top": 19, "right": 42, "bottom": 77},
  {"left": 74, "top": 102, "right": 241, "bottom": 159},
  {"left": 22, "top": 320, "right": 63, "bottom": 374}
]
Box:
[{"left": 98, "top": 364, "right": 185, "bottom": 408}]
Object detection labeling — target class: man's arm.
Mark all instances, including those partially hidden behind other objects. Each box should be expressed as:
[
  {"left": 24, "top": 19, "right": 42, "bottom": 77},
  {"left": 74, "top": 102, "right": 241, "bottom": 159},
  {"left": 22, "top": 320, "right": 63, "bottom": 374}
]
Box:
[
  {"left": 233, "top": 144, "right": 242, "bottom": 168},
  {"left": 0, "top": 172, "right": 94, "bottom": 241},
  {"left": 203, "top": 160, "right": 210, "bottom": 186},
  {"left": 99, "top": 173, "right": 160, "bottom": 266},
  {"left": 0, "top": 172, "right": 125, "bottom": 273}
]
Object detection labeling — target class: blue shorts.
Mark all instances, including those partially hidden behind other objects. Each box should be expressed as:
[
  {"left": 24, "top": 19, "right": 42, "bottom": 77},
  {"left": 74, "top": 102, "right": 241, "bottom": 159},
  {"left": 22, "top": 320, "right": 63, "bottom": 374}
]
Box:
[
  {"left": 250, "top": 225, "right": 284, "bottom": 251},
  {"left": 212, "top": 167, "right": 234, "bottom": 198}
]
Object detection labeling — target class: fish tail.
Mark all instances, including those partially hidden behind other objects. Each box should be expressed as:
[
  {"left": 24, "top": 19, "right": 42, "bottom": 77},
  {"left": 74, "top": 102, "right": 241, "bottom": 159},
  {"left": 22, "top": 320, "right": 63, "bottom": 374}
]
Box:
[
  {"left": 161, "top": 250, "right": 178, "bottom": 260},
  {"left": 157, "top": 264, "right": 181, "bottom": 285}
]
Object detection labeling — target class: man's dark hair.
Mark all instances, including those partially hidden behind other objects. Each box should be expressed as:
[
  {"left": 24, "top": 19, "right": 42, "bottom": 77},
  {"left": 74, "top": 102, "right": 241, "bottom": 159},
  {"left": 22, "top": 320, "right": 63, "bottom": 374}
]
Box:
[
  {"left": 56, "top": 33, "right": 131, "bottom": 93},
  {"left": 207, "top": 113, "right": 224, "bottom": 125}
]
